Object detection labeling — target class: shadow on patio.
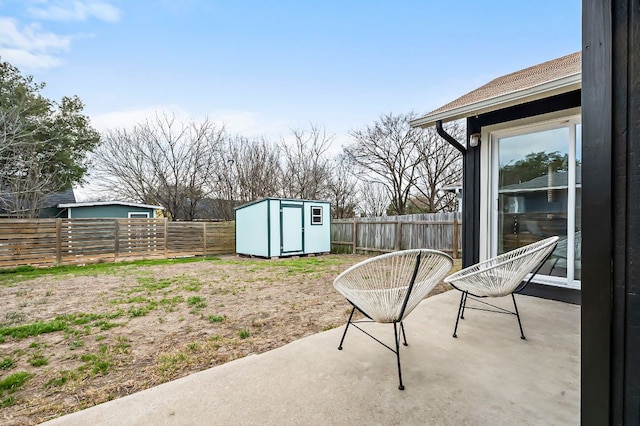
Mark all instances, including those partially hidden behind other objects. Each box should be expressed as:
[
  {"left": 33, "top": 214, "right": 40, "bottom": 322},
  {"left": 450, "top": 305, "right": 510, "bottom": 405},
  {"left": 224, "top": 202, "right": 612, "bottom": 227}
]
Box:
[{"left": 43, "top": 290, "right": 579, "bottom": 425}]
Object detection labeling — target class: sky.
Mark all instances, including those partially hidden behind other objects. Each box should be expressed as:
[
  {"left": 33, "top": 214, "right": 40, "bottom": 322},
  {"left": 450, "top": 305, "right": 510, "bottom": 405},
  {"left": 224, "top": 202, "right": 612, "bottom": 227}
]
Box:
[{"left": 0, "top": 0, "right": 581, "bottom": 184}]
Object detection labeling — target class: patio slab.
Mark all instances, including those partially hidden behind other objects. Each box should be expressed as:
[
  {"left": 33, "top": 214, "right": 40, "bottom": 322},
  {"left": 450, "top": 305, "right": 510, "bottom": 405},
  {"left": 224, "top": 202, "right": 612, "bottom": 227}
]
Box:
[{"left": 42, "top": 290, "right": 580, "bottom": 425}]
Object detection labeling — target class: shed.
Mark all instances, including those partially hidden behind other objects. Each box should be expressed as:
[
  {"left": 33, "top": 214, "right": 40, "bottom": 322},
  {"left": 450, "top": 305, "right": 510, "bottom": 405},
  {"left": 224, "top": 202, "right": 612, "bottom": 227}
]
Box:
[
  {"left": 57, "top": 201, "right": 164, "bottom": 219},
  {"left": 235, "top": 198, "right": 331, "bottom": 258}
]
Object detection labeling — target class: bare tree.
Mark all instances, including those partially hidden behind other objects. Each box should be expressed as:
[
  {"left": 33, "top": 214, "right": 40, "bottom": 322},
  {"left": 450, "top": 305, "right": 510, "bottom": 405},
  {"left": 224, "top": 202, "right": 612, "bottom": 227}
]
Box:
[
  {"left": 214, "top": 136, "right": 282, "bottom": 203},
  {"left": 413, "top": 121, "right": 464, "bottom": 212},
  {"left": 280, "top": 124, "right": 333, "bottom": 200},
  {"left": 358, "top": 181, "right": 390, "bottom": 217},
  {"left": 345, "top": 112, "right": 423, "bottom": 215},
  {"left": 326, "top": 155, "right": 359, "bottom": 218},
  {"left": 92, "top": 113, "right": 224, "bottom": 220}
]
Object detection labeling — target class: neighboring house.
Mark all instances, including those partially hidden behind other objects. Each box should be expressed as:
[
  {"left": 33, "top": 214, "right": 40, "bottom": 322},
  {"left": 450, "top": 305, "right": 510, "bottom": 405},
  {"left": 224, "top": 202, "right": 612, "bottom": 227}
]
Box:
[
  {"left": 0, "top": 189, "right": 76, "bottom": 218},
  {"left": 57, "top": 201, "right": 164, "bottom": 219},
  {"left": 411, "top": 51, "right": 581, "bottom": 302}
]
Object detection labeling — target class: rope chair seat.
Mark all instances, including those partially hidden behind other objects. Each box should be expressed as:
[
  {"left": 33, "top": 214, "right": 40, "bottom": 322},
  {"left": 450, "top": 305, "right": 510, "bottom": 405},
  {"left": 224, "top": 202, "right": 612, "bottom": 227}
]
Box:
[
  {"left": 333, "top": 249, "right": 453, "bottom": 389},
  {"left": 444, "top": 236, "right": 560, "bottom": 339}
]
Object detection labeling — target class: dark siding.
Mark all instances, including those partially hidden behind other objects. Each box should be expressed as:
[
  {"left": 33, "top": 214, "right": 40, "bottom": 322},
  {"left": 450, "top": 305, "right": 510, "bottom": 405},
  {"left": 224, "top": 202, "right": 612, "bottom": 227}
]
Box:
[{"left": 582, "top": 0, "right": 640, "bottom": 423}]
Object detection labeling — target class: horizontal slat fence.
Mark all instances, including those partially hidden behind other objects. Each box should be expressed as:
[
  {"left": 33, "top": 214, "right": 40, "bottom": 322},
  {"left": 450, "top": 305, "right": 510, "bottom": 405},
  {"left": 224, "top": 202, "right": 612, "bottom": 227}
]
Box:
[
  {"left": 0, "top": 218, "right": 235, "bottom": 269},
  {"left": 332, "top": 212, "right": 462, "bottom": 258}
]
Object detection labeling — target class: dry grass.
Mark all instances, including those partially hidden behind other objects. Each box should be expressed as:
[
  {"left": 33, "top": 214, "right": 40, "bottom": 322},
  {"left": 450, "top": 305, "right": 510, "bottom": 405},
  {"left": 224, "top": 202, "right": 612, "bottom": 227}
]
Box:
[{"left": 0, "top": 254, "right": 461, "bottom": 425}]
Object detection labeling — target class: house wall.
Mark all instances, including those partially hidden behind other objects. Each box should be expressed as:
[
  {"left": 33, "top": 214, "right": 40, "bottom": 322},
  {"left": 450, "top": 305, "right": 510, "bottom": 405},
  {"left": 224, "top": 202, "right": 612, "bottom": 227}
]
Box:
[{"left": 68, "top": 205, "right": 156, "bottom": 218}]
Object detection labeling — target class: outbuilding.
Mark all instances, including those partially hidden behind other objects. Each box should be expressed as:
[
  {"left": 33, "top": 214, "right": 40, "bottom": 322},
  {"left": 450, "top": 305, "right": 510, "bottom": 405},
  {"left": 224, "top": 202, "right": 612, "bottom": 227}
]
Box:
[
  {"left": 57, "top": 201, "right": 164, "bottom": 219},
  {"left": 235, "top": 197, "right": 331, "bottom": 258}
]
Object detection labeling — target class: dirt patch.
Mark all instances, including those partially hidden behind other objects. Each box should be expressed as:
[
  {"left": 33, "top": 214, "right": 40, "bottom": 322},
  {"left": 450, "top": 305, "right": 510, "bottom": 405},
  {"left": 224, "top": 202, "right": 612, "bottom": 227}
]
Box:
[{"left": 0, "top": 254, "right": 458, "bottom": 425}]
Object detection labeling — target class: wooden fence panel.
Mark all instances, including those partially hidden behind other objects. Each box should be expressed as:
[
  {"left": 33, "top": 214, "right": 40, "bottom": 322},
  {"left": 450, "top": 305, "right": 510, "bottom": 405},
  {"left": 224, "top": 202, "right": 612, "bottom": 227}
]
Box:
[
  {"left": 0, "top": 218, "right": 236, "bottom": 269},
  {"left": 60, "top": 219, "right": 116, "bottom": 264},
  {"left": 204, "top": 222, "right": 235, "bottom": 255},
  {"left": 0, "top": 219, "right": 58, "bottom": 267},
  {"left": 331, "top": 213, "right": 462, "bottom": 257},
  {"left": 116, "top": 219, "right": 165, "bottom": 260}
]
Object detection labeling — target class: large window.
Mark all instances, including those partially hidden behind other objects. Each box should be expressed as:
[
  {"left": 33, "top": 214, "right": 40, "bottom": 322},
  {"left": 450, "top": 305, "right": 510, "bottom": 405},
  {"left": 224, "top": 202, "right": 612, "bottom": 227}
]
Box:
[{"left": 491, "top": 117, "right": 581, "bottom": 288}]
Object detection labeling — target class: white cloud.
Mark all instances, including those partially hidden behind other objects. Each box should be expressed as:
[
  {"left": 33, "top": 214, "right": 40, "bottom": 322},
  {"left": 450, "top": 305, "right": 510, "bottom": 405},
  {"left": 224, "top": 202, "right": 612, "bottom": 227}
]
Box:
[
  {"left": 28, "top": 1, "right": 122, "bottom": 23},
  {"left": 0, "top": 17, "right": 70, "bottom": 68},
  {"left": 89, "top": 105, "right": 193, "bottom": 132},
  {"left": 0, "top": 47, "right": 62, "bottom": 68},
  {"left": 90, "top": 106, "right": 292, "bottom": 137}
]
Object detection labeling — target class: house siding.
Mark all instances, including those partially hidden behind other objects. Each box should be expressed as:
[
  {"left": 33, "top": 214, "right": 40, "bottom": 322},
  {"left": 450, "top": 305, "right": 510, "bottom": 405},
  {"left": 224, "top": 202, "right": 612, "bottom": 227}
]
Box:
[{"left": 69, "top": 205, "right": 156, "bottom": 218}]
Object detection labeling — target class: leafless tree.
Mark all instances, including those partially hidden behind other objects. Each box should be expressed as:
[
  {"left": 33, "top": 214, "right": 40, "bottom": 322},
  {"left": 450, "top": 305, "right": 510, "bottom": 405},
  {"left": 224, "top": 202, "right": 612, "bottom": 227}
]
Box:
[
  {"left": 358, "top": 181, "right": 390, "bottom": 217},
  {"left": 203, "top": 135, "right": 282, "bottom": 219},
  {"left": 214, "top": 135, "right": 282, "bottom": 203},
  {"left": 326, "top": 155, "right": 359, "bottom": 218},
  {"left": 92, "top": 113, "right": 224, "bottom": 220},
  {"left": 280, "top": 124, "right": 333, "bottom": 200},
  {"left": 345, "top": 112, "right": 423, "bottom": 215},
  {"left": 413, "top": 121, "right": 464, "bottom": 212}
]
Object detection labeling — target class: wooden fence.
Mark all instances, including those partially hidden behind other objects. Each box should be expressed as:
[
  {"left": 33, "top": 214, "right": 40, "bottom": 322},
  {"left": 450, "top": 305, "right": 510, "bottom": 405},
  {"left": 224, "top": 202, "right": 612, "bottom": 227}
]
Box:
[
  {"left": 0, "top": 218, "right": 235, "bottom": 269},
  {"left": 331, "top": 212, "right": 462, "bottom": 258}
]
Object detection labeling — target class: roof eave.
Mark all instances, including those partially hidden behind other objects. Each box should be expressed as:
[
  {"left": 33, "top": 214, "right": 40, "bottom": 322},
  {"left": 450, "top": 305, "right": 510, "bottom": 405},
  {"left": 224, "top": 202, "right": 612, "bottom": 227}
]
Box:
[{"left": 410, "top": 73, "right": 582, "bottom": 129}]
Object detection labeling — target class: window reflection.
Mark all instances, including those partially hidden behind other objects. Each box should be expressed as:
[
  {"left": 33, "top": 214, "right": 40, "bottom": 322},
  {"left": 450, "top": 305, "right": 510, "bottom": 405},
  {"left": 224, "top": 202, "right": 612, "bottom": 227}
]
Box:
[{"left": 497, "top": 127, "right": 570, "bottom": 278}]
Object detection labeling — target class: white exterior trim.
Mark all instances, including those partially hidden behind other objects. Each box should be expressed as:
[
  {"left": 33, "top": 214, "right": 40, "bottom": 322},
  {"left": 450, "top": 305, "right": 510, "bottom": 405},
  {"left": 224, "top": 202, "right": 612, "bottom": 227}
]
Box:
[
  {"left": 128, "top": 212, "right": 150, "bottom": 218},
  {"left": 58, "top": 201, "right": 164, "bottom": 210},
  {"left": 410, "top": 73, "right": 581, "bottom": 128},
  {"left": 480, "top": 108, "right": 581, "bottom": 289}
]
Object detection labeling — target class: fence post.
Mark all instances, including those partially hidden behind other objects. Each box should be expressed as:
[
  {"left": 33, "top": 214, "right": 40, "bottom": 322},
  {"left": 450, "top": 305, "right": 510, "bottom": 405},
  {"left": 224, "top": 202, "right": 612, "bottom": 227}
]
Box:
[
  {"left": 452, "top": 217, "right": 459, "bottom": 259},
  {"left": 164, "top": 218, "right": 169, "bottom": 259},
  {"left": 352, "top": 218, "right": 357, "bottom": 254},
  {"left": 55, "top": 219, "right": 62, "bottom": 265},
  {"left": 203, "top": 222, "right": 207, "bottom": 257},
  {"left": 395, "top": 220, "right": 402, "bottom": 250},
  {"left": 114, "top": 219, "right": 120, "bottom": 261}
]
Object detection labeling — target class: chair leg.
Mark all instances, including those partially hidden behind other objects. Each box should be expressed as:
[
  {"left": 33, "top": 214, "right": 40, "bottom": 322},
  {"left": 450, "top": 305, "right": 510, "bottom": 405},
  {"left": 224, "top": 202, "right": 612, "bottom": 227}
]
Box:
[
  {"left": 400, "top": 321, "right": 408, "bottom": 346},
  {"left": 394, "top": 322, "right": 405, "bottom": 390},
  {"left": 338, "top": 306, "right": 356, "bottom": 350},
  {"left": 453, "top": 291, "right": 467, "bottom": 338},
  {"left": 460, "top": 291, "right": 468, "bottom": 319},
  {"left": 512, "top": 293, "right": 526, "bottom": 340}
]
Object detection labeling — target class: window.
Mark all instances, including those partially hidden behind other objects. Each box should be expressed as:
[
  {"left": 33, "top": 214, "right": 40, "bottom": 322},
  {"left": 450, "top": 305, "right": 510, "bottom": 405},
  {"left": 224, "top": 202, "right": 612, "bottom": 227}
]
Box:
[
  {"left": 310, "top": 206, "right": 323, "bottom": 225},
  {"left": 128, "top": 212, "right": 150, "bottom": 218},
  {"left": 490, "top": 116, "right": 581, "bottom": 289}
]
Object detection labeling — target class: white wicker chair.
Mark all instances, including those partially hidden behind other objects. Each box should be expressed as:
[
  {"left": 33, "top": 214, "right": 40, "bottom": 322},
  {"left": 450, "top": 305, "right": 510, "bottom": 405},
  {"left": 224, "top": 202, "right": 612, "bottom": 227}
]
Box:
[
  {"left": 333, "top": 249, "right": 453, "bottom": 390},
  {"left": 444, "top": 236, "right": 559, "bottom": 340}
]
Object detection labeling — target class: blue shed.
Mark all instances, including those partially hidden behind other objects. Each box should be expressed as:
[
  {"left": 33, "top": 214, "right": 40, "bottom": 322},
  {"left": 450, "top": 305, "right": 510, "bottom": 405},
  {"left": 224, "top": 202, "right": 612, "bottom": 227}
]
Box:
[{"left": 235, "top": 197, "right": 331, "bottom": 258}]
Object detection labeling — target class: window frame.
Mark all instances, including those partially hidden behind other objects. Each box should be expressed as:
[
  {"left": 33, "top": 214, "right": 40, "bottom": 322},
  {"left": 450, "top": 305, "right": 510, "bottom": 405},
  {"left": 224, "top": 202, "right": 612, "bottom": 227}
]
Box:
[{"left": 310, "top": 206, "right": 323, "bottom": 225}]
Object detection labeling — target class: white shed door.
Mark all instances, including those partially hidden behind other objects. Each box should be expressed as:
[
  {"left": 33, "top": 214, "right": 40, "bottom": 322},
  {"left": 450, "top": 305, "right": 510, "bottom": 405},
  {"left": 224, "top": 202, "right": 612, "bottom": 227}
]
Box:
[{"left": 281, "top": 205, "right": 303, "bottom": 253}]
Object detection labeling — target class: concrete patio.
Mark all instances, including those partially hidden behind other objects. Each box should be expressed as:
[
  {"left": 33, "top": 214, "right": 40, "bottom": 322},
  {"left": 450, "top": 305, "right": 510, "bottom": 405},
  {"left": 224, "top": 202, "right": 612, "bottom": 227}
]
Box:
[{"left": 43, "top": 290, "right": 580, "bottom": 425}]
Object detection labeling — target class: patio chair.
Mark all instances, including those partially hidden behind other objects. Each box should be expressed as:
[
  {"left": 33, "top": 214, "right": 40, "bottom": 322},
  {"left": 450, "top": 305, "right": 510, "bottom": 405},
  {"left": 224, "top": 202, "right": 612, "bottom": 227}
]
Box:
[
  {"left": 444, "top": 236, "right": 559, "bottom": 340},
  {"left": 333, "top": 249, "right": 453, "bottom": 390}
]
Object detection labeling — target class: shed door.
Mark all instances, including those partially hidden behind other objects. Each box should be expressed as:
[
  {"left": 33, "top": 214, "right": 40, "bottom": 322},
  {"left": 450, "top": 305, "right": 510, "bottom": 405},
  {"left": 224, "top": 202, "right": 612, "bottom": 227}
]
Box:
[{"left": 280, "top": 205, "right": 303, "bottom": 253}]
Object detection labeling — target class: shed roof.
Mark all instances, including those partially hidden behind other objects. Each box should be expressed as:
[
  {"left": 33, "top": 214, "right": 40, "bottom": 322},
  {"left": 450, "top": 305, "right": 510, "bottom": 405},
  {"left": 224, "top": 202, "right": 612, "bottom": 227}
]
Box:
[{"left": 411, "top": 51, "right": 582, "bottom": 128}]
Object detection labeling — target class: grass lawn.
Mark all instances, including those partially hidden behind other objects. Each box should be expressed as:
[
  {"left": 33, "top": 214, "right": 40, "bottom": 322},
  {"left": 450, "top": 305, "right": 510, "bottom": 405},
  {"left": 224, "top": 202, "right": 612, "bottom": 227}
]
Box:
[{"left": 0, "top": 254, "right": 459, "bottom": 425}]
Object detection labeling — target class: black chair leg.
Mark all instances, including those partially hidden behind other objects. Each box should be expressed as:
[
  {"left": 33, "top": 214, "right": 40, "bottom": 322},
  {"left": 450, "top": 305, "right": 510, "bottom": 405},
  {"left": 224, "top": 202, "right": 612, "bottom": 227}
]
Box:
[
  {"left": 512, "top": 293, "right": 526, "bottom": 340},
  {"left": 460, "top": 291, "right": 468, "bottom": 319},
  {"left": 338, "top": 307, "right": 356, "bottom": 350},
  {"left": 400, "top": 321, "right": 408, "bottom": 346},
  {"left": 394, "top": 322, "right": 404, "bottom": 390},
  {"left": 453, "top": 291, "right": 467, "bottom": 338}
]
